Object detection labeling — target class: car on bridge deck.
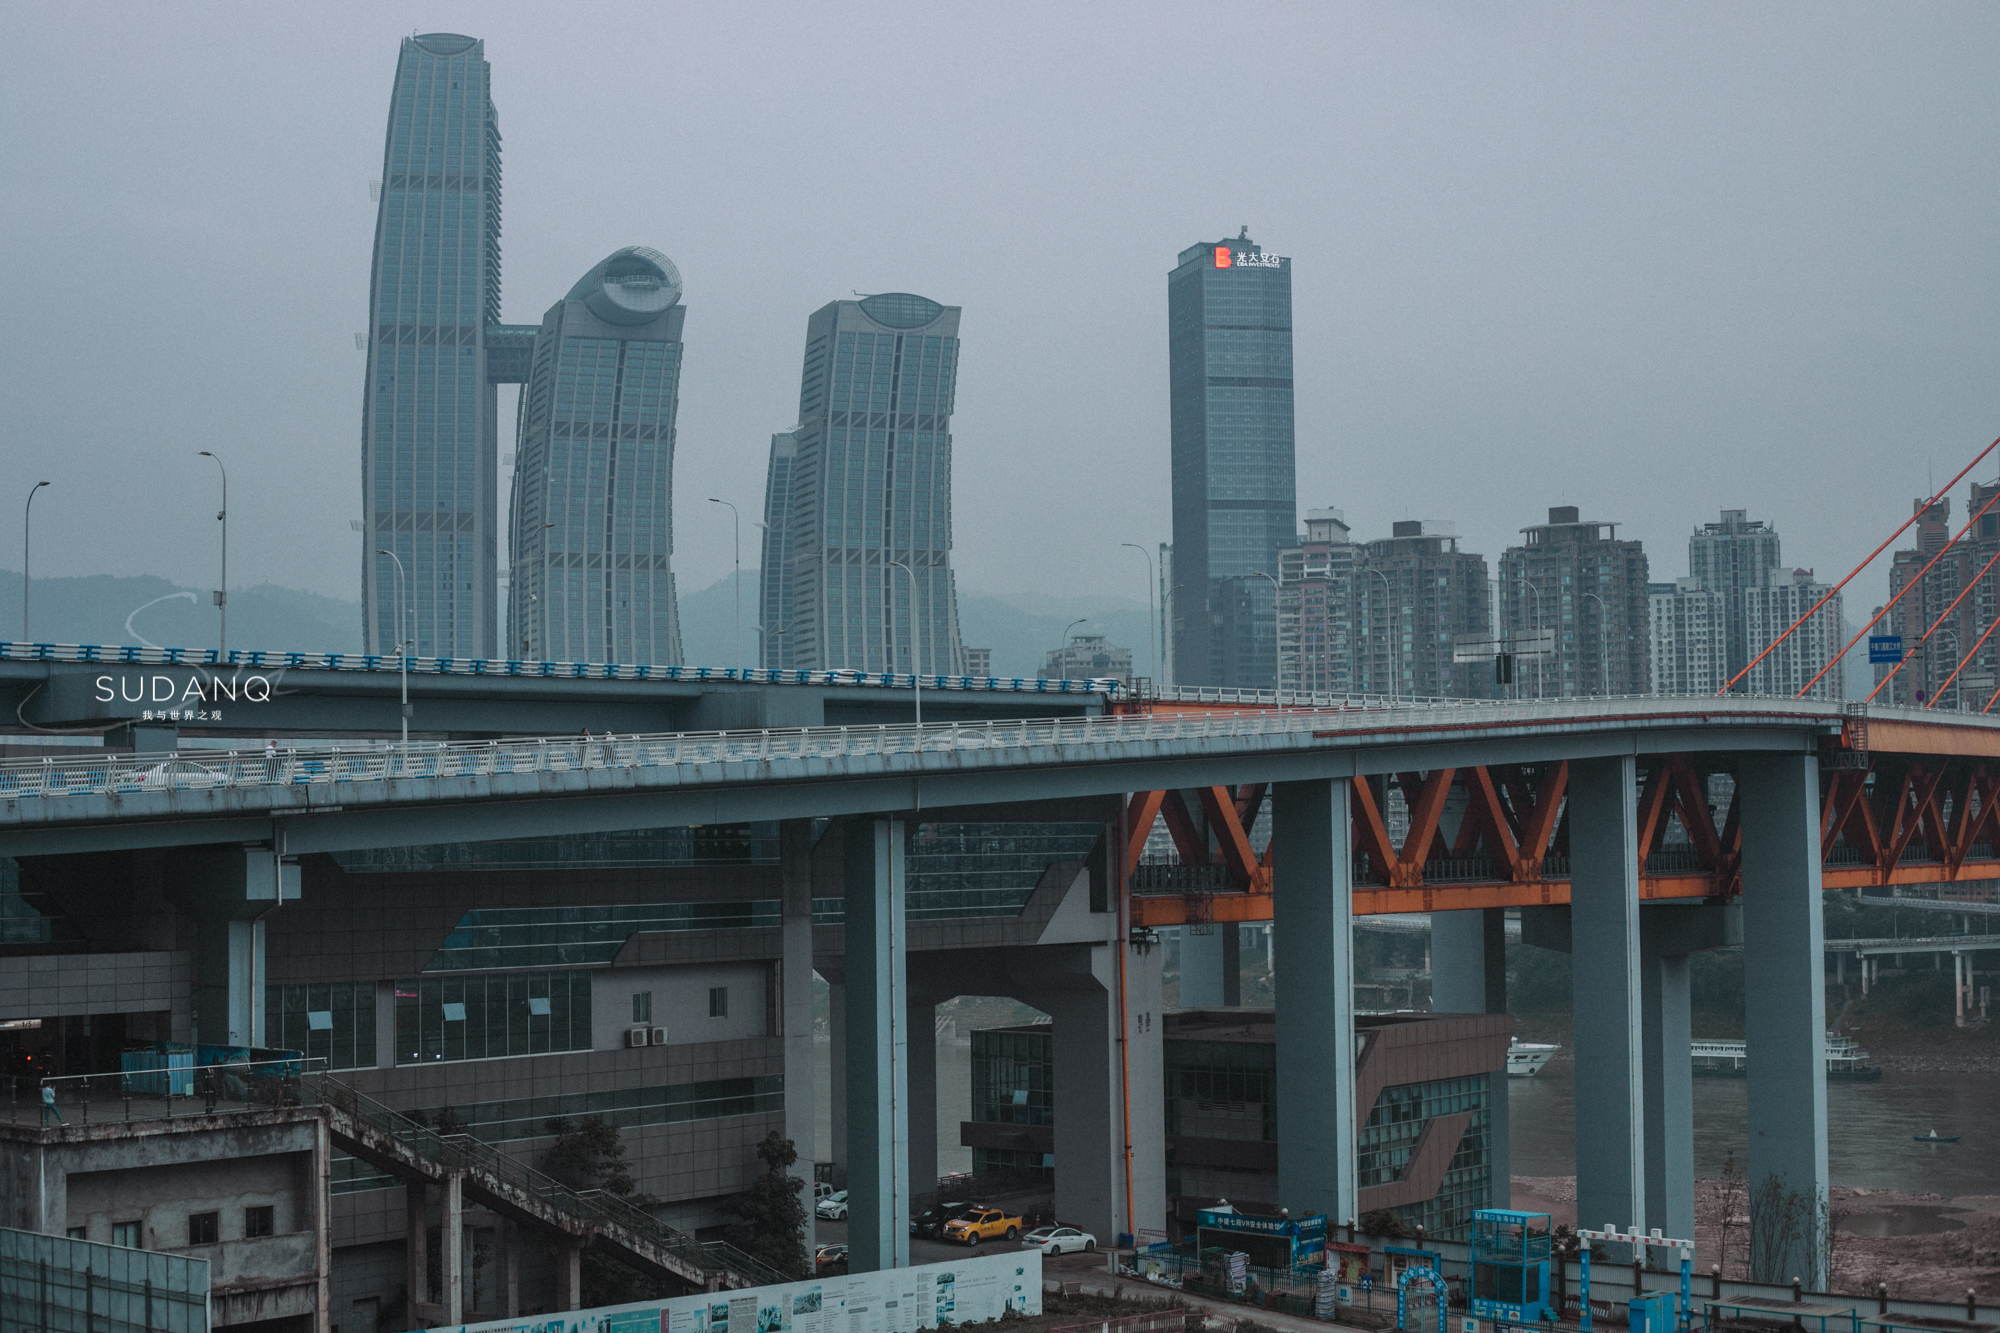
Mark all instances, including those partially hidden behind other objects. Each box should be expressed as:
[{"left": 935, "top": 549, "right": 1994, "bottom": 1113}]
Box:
[{"left": 942, "top": 1206, "right": 1022, "bottom": 1246}]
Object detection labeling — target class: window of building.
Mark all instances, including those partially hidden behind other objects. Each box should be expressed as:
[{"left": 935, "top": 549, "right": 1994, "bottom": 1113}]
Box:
[
  {"left": 188, "top": 1212, "right": 218, "bottom": 1245},
  {"left": 66, "top": 1226, "right": 85, "bottom": 1240},
  {"left": 112, "top": 1221, "right": 143, "bottom": 1250},
  {"left": 708, "top": 986, "right": 728, "bottom": 1018},
  {"left": 394, "top": 970, "right": 592, "bottom": 1065},
  {"left": 632, "top": 991, "right": 652, "bottom": 1024},
  {"left": 267, "top": 981, "right": 378, "bottom": 1071},
  {"left": 245, "top": 1206, "right": 275, "bottom": 1239}
]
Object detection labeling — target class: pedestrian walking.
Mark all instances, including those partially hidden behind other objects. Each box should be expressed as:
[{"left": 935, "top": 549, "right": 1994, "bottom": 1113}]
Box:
[
  {"left": 200, "top": 1069, "right": 218, "bottom": 1114},
  {"left": 39, "top": 1082, "right": 63, "bottom": 1125},
  {"left": 263, "top": 737, "right": 279, "bottom": 782}
]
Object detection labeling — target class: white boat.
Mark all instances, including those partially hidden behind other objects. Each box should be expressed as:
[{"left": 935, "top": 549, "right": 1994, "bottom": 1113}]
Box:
[
  {"left": 1690, "top": 1033, "right": 1880, "bottom": 1081},
  {"left": 1508, "top": 1039, "right": 1559, "bottom": 1077}
]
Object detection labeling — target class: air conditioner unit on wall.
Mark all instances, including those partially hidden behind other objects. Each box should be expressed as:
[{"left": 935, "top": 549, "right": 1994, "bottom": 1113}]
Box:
[
  {"left": 627, "top": 1026, "right": 650, "bottom": 1048},
  {"left": 650, "top": 1027, "right": 667, "bottom": 1046}
]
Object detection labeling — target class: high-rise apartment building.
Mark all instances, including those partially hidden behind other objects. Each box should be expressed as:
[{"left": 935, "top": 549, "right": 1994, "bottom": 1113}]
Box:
[
  {"left": 1355, "top": 521, "right": 1490, "bottom": 699},
  {"left": 1878, "top": 487, "right": 2000, "bottom": 707},
  {"left": 1687, "top": 509, "right": 1783, "bottom": 684},
  {"left": 506, "top": 248, "right": 687, "bottom": 664},
  {"left": 1276, "top": 510, "right": 1357, "bottom": 697},
  {"left": 1168, "top": 231, "right": 1295, "bottom": 691},
  {"left": 1499, "top": 506, "right": 1649, "bottom": 697},
  {"left": 758, "top": 294, "right": 966, "bottom": 674},
  {"left": 1742, "top": 568, "right": 1843, "bottom": 699},
  {"left": 361, "top": 34, "right": 536, "bottom": 658},
  {"left": 1647, "top": 578, "right": 1727, "bottom": 695}
]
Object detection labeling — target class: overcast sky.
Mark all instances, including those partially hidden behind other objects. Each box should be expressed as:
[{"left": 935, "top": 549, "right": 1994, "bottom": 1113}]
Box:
[{"left": 5, "top": 2, "right": 2000, "bottom": 616}]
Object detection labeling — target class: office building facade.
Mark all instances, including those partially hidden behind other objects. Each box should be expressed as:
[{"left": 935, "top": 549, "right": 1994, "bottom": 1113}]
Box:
[
  {"left": 758, "top": 295, "right": 967, "bottom": 675},
  {"left": 1355, "top": 521, "right": 1491, "bottom": 700},
  {"left": 1647, "top": 578, "right": 1728, "bottom": 695},
  {"left": 1168, "top": 232, "right": 1296, "bottom": 691},
  {"left": 1499, "top": 507, "right": 1649, "bottom": 697},
  {"left": 506, "top": 247, "right": 687, "bottom": 664},
  {"left": 360, "top": 34, "right": 534, "bottom": 659},
  {"left": 1276, "top": 510, "right": 1357, "bottom": 698}
]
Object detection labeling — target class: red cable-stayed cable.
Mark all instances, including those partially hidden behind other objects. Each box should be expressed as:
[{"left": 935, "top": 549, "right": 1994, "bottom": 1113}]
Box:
[
  {"left": 1926, "top": 594, "right": 2000, "bottom": 709},
  {"left": 1717, "top": 436, "right": 1999, "bottom": 696},
  {"left": 1877, "top": 541, "right": 2000, "bottom": 703},
  {"left": 1759, "top": 436, "right": 2000, "bottom": 698},
  {"left": 1849, "top": 486, "right": 2000, "bottom": 702}
]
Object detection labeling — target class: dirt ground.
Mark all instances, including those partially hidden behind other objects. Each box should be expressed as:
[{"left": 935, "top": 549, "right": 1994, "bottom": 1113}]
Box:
[{"left": 1511, "top": 1175, "right": 2000, "bottom": 1305}]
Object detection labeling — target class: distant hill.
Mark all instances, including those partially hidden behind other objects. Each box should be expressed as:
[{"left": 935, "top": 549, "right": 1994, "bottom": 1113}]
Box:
[{"left": 0, "top": 569, "right": 361, "bottom": 655}]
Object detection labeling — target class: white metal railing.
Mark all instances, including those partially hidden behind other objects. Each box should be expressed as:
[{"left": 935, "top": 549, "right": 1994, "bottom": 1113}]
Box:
[
  {"left": 0, "top": 692, "right": 1906, "bottom": 811},
  {"left": 0, "top": 639, "right": 1122, "bottom": 697}
]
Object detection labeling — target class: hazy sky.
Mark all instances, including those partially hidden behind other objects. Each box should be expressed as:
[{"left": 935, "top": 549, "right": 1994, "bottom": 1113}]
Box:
[{"left": 6, "top": 2, "right": 2000, "bottom": 616}]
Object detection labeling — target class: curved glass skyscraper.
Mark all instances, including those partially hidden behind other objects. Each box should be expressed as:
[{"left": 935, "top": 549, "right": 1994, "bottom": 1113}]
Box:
[
  {"left": 507, "top": 248, "right": 687, "bottom": 664},
  {"left": 360, "top": 33, "right": 513, "bottom": 658},
  {"left": 1167, "top": 231, "right": 1296, "bottom": 689},
  {"left": 758, "top": 293, "right": 966, "bottom": 675}
]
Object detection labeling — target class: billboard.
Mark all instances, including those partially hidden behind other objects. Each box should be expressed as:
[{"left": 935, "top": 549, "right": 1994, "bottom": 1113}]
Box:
[{"left": 424, "top": 1249, "right": 1040, "bottom": 1333}]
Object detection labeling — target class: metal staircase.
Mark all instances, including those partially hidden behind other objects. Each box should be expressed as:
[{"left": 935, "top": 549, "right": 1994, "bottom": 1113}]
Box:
[{"left": 309, "top": 1072, "right": 791, "bottom": 1293}]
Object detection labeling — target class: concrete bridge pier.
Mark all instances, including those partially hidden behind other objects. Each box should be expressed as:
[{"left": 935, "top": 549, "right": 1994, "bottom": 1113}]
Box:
[
  {"left": 780, "top": 820, "right": 818, "bottom": 1235},
  {"left": 1431, "top": 907, "right": 1510, "bottom": 1200},
  {"left": 1180, "top": 923, "right": 1239, "bottom": 1007},
  {"left": 1738, "top": 754, "right": 1829, "bottom": 1287},
  {"left": 1640, "top": 903, "right": 1736, "bottom": 1242},
  {"left": 843, "top": 817, "right": 911, "bottom": 1272},
  {"left": 1272, "top": 777, "right": 1358, "bottom": 1225},
  {"left": 1567, "top": 755, "right": 1646, "bottom": 1236},
  {"left": 162, "top": 846, "right": 299, "bottom": 1048}
]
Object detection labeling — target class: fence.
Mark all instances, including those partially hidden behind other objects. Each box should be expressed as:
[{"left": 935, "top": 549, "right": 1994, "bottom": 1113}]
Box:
[{"left": 4, "top": 1057, "right": 318, "bottom": 1127}]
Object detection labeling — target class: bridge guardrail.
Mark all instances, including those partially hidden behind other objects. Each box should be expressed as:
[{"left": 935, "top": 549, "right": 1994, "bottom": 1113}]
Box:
[{"left": 0, "top": 692, "right": 1966, "bottom": 810}]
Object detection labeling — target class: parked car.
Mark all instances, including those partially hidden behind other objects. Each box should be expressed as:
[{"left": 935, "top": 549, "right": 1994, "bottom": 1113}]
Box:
[
  {"left": 814, "top": 1244, "right": 849, "bottom": 1274},
  {"left": 910, "top": 1201, "right": 973, "bottom": 1239},
  {"left": 941, "top": 1206, "right": 1022, "bottom": 1246},
  {"left": 1024, "top": 1226, "right": 1097, "bottom": 1255},
  {"left": 814, "top": 1181, "right": 836, "bottom": 1204},
  {"left": 815, "top": 1190, "right": 849, "bottom": 1220}
]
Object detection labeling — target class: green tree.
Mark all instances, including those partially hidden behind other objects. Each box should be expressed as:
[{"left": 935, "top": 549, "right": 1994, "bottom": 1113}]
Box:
[
  {"left": 726, "top": 1131, "right": 809, "bottom": 1277},
  {"left": 542, "top": 1115, "right": 640, "bottom": 1199}
]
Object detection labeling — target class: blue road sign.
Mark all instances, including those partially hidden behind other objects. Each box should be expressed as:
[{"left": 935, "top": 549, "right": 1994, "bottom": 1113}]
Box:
[{"left": 1869, "top": 635, "right": 1904, "bottom": 664}]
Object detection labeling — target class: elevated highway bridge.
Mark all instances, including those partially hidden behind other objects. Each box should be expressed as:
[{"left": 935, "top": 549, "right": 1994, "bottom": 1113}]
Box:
[{"left": 9, "top": 640, "right": 2000, "bottom": 1290}]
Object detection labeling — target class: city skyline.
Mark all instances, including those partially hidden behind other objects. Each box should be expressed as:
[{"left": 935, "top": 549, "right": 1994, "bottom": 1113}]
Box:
[{"left": 13, "top": 7, "right": 1998, "bottom": 627}]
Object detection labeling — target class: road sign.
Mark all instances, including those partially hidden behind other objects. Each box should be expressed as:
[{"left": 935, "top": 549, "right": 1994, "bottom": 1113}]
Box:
[{"left": 1869, "top": 635, "right": 1904, "bottom": 664}]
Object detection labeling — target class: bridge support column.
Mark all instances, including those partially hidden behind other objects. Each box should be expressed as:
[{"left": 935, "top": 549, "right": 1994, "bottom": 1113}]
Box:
[
  {"left": 441, "top": 1172, "right": 464, "bottom": 1324},
  {"left": 1180, "top": 925, "right": 1240, "bottom": 1007},
  {"left": 164, "top": 846, "right": 298, "bottom": 1048},
  {"left": 1272, "top": 777, "right": 1358, "bottom": 1225},
  {"left": 1568, "top": 755, "right": 1645, "bottom": 1235},
  {"left": 906, "top": 986, "right": 939, "bottom": 1195},
  {"left": 1432, "top": 907, "right": 1510, "bottom": 1206},
  {"left": 561, "top": 1239, "right": 582, "bottom": 1310},
  {"left": 1738, "top": 753, "right": 1828, "bottom": 1287},
  {"left": 502, "top": 1217, "right": 519, "bottom": 1317},
  {"left": 1640, "top": 924, "right": 1695, "bottom": 1243},
  {"left": 404, "top": 1181, "right": 428, "bottom": 1319},
  {"left": 844, "top": 817, "right": 910, "bottom": 1272},
  {"left": 781, "top": 820, "right": 818, "bottom": 1236}
]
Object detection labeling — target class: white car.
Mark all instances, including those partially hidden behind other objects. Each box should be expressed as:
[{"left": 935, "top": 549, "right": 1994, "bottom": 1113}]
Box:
[
  {"left": 816, "top": 1190, "right": 849, "bottom": 1220},
  {"left": 1024, "top": 1225, "right": 1096, "bottom": 1255}
]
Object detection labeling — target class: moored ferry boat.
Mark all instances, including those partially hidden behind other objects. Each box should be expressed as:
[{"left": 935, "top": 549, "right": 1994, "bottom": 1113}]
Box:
[{"left": 1691, "top": 1032, "right": 1881, "bottom": 1080}]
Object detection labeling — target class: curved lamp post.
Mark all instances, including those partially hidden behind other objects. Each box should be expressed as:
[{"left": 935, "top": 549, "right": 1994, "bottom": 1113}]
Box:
[{"left": 198, "top": 451, "right": 227, "bottom": 655}]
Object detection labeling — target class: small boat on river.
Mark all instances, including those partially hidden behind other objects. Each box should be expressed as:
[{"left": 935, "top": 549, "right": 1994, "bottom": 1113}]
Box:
[{"left": 1912, "top": 1129, "right": 1961, "bottom": 1143}]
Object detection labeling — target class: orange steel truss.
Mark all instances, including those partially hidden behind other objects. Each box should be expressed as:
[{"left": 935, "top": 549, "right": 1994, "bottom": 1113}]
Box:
[{"left": 1124, "top": 752, "right": 2000, "bottom": 924}]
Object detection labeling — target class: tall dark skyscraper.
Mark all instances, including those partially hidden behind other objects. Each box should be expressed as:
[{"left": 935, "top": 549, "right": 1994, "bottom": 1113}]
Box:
[
  {"left": 758, "top": 294, "right": 966, "bottom": 675},
  {"left": 507, "top": 247, "right": 687, "bottom": 664},
  {"left": 1167, "top": 230, "right": 1296, "bottom": 690},
  {"left": 360, "top": 34, "right": 535, "bottom": 657}
]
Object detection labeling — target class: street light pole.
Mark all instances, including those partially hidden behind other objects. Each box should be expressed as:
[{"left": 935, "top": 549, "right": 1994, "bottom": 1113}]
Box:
[
  {"left": 709, "top": 498, "right": 740, "bottom": 669},
  {"left": 1582, "top": 591, "right": 1610, "bottom": 697},
  {"left": 1252, "top": 569, "right": 1282, "bottom": 714},
  {"left": 1120, "top": 543, "right": 1156, "bottom": 689},
  {"left": 1361, "top": 565, "right": 1396, "bottom": 704},
  {"left": 1521, "top": 577, "right": 1544, "bottom": 700},
  {"left": 22, "top": 481, "right": 49, "bottom": 643},
  {"left": 888, "top": 560, "right": 922, "bottom": 729},
  {"left": 1055, "top": 618, "right": 1087, "bottom": 680},
  {"left": 198, "top": 452, "right": 227, "bottom": 656},
  {"left": 375, "top": 549, "right": 411, "bottom": 746}
]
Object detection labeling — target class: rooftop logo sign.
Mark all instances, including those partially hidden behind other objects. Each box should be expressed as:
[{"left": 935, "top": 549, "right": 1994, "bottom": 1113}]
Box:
[{"left": 1214, "top": 247, "right": 1282, "bottom": 270}]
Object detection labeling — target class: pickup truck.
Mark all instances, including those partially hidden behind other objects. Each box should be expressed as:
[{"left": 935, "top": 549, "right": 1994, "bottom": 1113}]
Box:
[{"left": 941, "top": 1206, "right": 1023, "bottom": 1246}]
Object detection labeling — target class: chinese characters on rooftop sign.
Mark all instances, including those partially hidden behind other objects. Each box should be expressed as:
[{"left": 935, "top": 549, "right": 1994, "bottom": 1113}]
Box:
[{"left": 1213, "top": 246, "right": 1284, "bottom": 269}]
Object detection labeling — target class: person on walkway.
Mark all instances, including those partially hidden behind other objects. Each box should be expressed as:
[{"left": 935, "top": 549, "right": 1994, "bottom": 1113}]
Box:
[
  {"left": 263, "top": 737, "right": 279, "bottom": 782},
  {"left": 200, "top": 1069, "right": 218, "bottom": 1114},
  {"left": 39, "top": 1082, "right": 63, "bottom": 1125}
]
